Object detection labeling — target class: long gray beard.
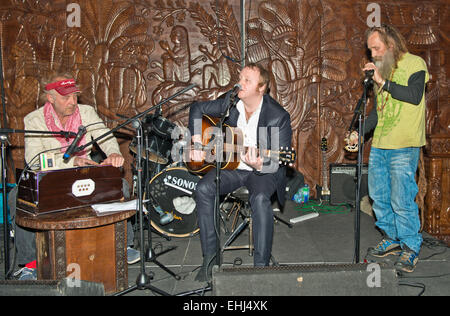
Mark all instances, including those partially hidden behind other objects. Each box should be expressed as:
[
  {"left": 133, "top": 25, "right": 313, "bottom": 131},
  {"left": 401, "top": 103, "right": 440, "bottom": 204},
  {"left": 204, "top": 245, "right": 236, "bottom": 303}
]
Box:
[{"left": 374, "top": 50, "right": 395, "bottom": 92}]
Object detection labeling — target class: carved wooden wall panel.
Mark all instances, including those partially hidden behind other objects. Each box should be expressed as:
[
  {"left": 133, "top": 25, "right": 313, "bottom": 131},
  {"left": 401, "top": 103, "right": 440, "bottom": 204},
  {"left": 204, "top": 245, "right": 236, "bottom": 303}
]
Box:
[{"left": 0, "top": 1, "right": 448, "bottom": 240}]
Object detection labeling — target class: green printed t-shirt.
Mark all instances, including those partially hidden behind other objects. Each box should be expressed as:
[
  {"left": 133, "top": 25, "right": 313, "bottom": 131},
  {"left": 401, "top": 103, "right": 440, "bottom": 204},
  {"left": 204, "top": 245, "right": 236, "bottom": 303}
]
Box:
[{"left": 372, "top": 52, "right": 429, "bottom": 149}]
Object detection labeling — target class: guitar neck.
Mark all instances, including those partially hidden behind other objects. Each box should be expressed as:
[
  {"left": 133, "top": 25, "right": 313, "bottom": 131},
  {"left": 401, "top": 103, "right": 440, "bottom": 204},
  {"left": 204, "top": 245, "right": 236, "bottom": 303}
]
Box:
[
  {"left": 223, "top": 143, "right": 273, "bottom": 157},
  {"left": 322, "top": 152, "right": 329, "bottom": 191},
  {"left": 185, "top": 115, "right": 296, "bottom": 174}
]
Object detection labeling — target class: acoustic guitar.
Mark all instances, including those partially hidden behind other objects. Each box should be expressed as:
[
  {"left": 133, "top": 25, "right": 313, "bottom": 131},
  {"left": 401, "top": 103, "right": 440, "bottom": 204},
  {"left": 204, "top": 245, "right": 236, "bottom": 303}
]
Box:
[{"left": 185, "top": 115, "right": 296, "bottom": 174}]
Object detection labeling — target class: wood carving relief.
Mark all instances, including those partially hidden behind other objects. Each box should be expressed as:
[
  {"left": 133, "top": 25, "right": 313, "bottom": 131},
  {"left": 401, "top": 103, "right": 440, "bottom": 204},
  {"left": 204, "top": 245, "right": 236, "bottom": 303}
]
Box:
[{"left": 0, "top": 0, "right": 449, "bottom": 242}]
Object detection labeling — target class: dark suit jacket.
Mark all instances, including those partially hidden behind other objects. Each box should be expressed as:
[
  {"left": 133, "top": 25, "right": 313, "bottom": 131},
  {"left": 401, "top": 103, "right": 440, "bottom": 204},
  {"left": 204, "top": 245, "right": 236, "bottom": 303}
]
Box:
[{"left": 188, "top": 91, "right": 293, "bottom": 206}]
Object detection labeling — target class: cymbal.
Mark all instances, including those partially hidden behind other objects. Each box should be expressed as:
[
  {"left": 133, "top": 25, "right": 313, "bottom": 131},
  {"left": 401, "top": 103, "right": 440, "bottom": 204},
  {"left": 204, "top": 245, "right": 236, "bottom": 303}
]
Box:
[{"left": 129, "top": 144, "right": 168, "bottom": 164}]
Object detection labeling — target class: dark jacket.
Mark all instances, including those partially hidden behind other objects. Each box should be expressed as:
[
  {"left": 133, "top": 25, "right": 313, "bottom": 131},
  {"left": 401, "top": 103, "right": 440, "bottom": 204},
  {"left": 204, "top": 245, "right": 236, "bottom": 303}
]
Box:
[{"left": 188, "top": 91, "right": 293, "bottom": 205}]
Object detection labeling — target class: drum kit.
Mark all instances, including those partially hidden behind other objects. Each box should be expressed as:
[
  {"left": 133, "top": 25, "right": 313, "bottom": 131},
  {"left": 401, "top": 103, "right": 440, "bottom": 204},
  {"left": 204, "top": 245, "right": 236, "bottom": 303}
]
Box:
[
  {"left": 129, "top": 113, "right": 200, "bottom": 238},
  {"left": 129, "top": 111, "right": 293, "bottom": 240}
]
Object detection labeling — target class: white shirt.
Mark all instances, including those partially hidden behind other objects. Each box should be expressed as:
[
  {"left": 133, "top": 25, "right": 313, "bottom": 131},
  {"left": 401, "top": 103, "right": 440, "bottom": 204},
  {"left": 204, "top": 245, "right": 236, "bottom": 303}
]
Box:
[{"left": 235, "top": 98, "right": 263, "bottom": 171}]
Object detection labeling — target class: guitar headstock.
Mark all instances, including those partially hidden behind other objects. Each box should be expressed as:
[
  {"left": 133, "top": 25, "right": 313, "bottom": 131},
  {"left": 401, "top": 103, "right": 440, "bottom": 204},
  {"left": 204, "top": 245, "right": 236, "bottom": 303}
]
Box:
[
  {"left": 278, "top": 147, "right": 296, "bottom": 166},
  {"left": 321, "top": 137, "right": 328, "bottom": 152}
]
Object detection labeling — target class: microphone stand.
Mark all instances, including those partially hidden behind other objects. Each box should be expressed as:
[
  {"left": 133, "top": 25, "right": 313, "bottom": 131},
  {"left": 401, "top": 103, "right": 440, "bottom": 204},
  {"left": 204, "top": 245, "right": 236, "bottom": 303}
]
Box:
[
  {"left": 101, "top": 84, "right": 195, "bottom": 296},
  {"left": 142, "top": 128, "right": 171, "bottom": 241},
  {"left": 348, "top": 78, "right": 371, "bottom": 263},
  {"left": 142, "top": 126, "right": 180, "bottom": 280},
  {"left": 114, "top": 119, "right": 170, "bottom": 296},
  {"left": 75, "top": 84, "right": 196, "bottom": 156},
  {"left": 176, "top": 92, "right": 237, "bottom": 297},
  {"left": 214, "top": 95, "right": 239, "bottom": 267},
  {"left": 0, "top": 128, "right": 76, "bottom": 278}
]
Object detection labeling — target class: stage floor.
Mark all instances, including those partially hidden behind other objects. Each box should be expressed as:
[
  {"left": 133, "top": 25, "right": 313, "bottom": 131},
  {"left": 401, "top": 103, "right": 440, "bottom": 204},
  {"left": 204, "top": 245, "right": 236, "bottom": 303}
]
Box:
[
  {"left": 1, "top": 199, "right": 449, "bottom": 296},
  {"left": 123, "top": 199, "right": 449, "bottom": 296}
]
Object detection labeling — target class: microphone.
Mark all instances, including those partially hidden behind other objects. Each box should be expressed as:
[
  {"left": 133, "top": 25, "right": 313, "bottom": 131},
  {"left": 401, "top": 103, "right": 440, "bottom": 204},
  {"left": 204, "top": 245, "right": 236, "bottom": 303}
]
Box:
[
  {"left": 160, "top": 212, "right": 174, "bottom": 225},
  {"left": 230, "top": 83, "right": 242, "bottom": 99},
  {"left": 364, "top": 69, "right": 374, "bottom": 83},
  {"left": 62, "top": 131, "right": 78, "bottom": 139},
  {"left": 63, "top": 125, "right": 86, "bottom": 161},
  {"left": 153, "top": 204, "right": 174, "bottom": 225}
]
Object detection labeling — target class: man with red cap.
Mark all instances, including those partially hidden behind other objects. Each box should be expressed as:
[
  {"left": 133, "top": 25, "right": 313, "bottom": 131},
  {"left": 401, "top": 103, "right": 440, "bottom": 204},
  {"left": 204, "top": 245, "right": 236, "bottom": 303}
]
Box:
[
  {"left": 13, "top": 72, "right": 140, "bottom": 280},
  {"left": 24, "top": 72, "right": 124, "bottom": 168}
]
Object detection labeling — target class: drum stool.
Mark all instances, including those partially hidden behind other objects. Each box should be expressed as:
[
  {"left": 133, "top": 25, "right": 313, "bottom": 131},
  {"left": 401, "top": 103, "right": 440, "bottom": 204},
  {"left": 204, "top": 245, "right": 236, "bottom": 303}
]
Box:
[{"left": 221, "top": 187, "right": 254, "bottom": 256}]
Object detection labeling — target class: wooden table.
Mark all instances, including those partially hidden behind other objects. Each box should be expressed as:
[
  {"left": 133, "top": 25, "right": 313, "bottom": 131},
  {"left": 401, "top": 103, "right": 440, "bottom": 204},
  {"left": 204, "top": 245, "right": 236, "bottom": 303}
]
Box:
[{"left": 16, "top": 207, "right": 135, "bottom": 294}]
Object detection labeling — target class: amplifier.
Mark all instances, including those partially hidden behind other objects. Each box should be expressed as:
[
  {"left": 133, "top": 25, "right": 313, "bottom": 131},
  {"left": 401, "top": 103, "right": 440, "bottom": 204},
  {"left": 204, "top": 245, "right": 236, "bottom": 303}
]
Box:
[
  {"left": 329, "top": 163, "right": 368, "bottom": 206},
  {"left": 0, "top": 278, "right": 104, "bottom": 296},
  {"left": 213, "top": 263, "right": 398, "bottom": 296}
]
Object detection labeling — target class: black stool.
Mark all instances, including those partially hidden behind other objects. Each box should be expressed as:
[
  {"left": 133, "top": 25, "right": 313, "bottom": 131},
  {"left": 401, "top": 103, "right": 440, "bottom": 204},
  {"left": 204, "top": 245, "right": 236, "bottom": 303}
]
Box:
[
  {"left": 220, "top": 187, "right": 293, "bottom": 265},
  {"left": 221, "top": 187, "right": 254, "bottom": 256}
]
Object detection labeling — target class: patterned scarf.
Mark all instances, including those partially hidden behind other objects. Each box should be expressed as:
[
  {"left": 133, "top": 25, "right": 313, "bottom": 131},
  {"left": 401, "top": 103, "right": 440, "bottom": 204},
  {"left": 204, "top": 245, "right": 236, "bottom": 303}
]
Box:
[{"left": 43, "top": 101, "right": 87, "bottom": 157}]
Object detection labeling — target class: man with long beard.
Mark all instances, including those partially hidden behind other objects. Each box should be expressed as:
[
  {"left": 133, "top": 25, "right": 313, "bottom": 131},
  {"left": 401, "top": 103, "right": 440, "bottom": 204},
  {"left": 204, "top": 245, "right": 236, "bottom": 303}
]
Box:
[{"left": 349, "top": 25, "right": 428, "bottom": 273}]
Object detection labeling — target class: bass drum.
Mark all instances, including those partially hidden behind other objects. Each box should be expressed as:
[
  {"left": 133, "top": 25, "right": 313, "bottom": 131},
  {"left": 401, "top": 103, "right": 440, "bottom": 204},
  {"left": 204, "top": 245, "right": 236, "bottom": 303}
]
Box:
[{"left": 147, "top": 165, "right": 201, "bottom": 238}]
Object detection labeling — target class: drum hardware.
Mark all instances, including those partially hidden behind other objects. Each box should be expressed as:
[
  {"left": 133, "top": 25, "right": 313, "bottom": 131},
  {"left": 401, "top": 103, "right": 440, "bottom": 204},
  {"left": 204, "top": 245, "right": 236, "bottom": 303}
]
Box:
[
  {"left": 139, "top": 127, "right": 181, "bottom": 280},
  {"left": 114, "top": 83, "right": 197, "bottom": 296},
  {"left": 114, "top": 120, "right": 172, "bottom": 296},
  {"left": 130, "top": 121, "right": 179, "bottom": 242},
  {"left": 129, "top": 137, "right": 170, "bottom": 165},
  {"left": 130, "top": 114, "right": 200, "bottom": 239},
  {"left": 129, "top": 118, "right": 199, "bottom": 281},
  {"left": 147, "top": 114, "right": 176, "bottom": 139},
  {"left": 131, "top": 164, "right": 172, "bottom": 242}
]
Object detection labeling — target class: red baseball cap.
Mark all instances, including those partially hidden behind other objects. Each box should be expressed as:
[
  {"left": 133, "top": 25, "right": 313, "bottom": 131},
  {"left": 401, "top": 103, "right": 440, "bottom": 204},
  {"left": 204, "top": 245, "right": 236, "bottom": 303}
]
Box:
[{"left": 45, "top": 79, "right": 80, "bottom": 96}]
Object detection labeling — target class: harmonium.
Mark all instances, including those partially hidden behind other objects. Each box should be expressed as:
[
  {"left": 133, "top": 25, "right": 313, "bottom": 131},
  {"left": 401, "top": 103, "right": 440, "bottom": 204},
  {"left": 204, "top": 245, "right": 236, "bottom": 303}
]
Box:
[{"left": 16, "top": 165, "right": 124, "bottom": 215}]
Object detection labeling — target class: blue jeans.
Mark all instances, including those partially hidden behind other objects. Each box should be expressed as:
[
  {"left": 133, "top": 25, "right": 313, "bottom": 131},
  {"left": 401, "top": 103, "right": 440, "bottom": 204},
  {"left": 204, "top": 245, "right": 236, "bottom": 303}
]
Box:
[{"left": 368, "top": 147, "right": 422, "bottom": 254}]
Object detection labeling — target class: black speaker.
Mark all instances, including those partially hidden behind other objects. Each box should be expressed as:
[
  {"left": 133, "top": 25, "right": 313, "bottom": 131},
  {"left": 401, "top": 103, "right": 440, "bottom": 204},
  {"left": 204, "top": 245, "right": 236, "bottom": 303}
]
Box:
[
  {"left": 330, "top": 163, "right": 368, "bottom": 206},
  {"left": 212, "top": 263, "right": 398, "bottom": 296},
  {"left": 0, "top": 278, "right": 105, "bottom": 296}
]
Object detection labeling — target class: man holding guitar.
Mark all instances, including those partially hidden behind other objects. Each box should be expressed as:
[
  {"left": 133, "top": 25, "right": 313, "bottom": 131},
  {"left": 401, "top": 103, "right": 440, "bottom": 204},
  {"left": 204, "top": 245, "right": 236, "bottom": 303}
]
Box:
[{"left": 188, "top": 63, "right": 293, "bottom": 282}]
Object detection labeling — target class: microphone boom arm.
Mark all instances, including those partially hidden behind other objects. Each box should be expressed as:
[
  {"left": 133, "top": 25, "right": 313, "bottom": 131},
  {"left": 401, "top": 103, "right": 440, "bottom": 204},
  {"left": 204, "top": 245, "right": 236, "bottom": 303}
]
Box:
[
  {"left": 0, "top": 128, "right": 76, "bottom": 139},
  {"left": 77, "top": 84, "right": 197, "bottom": 153}
]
